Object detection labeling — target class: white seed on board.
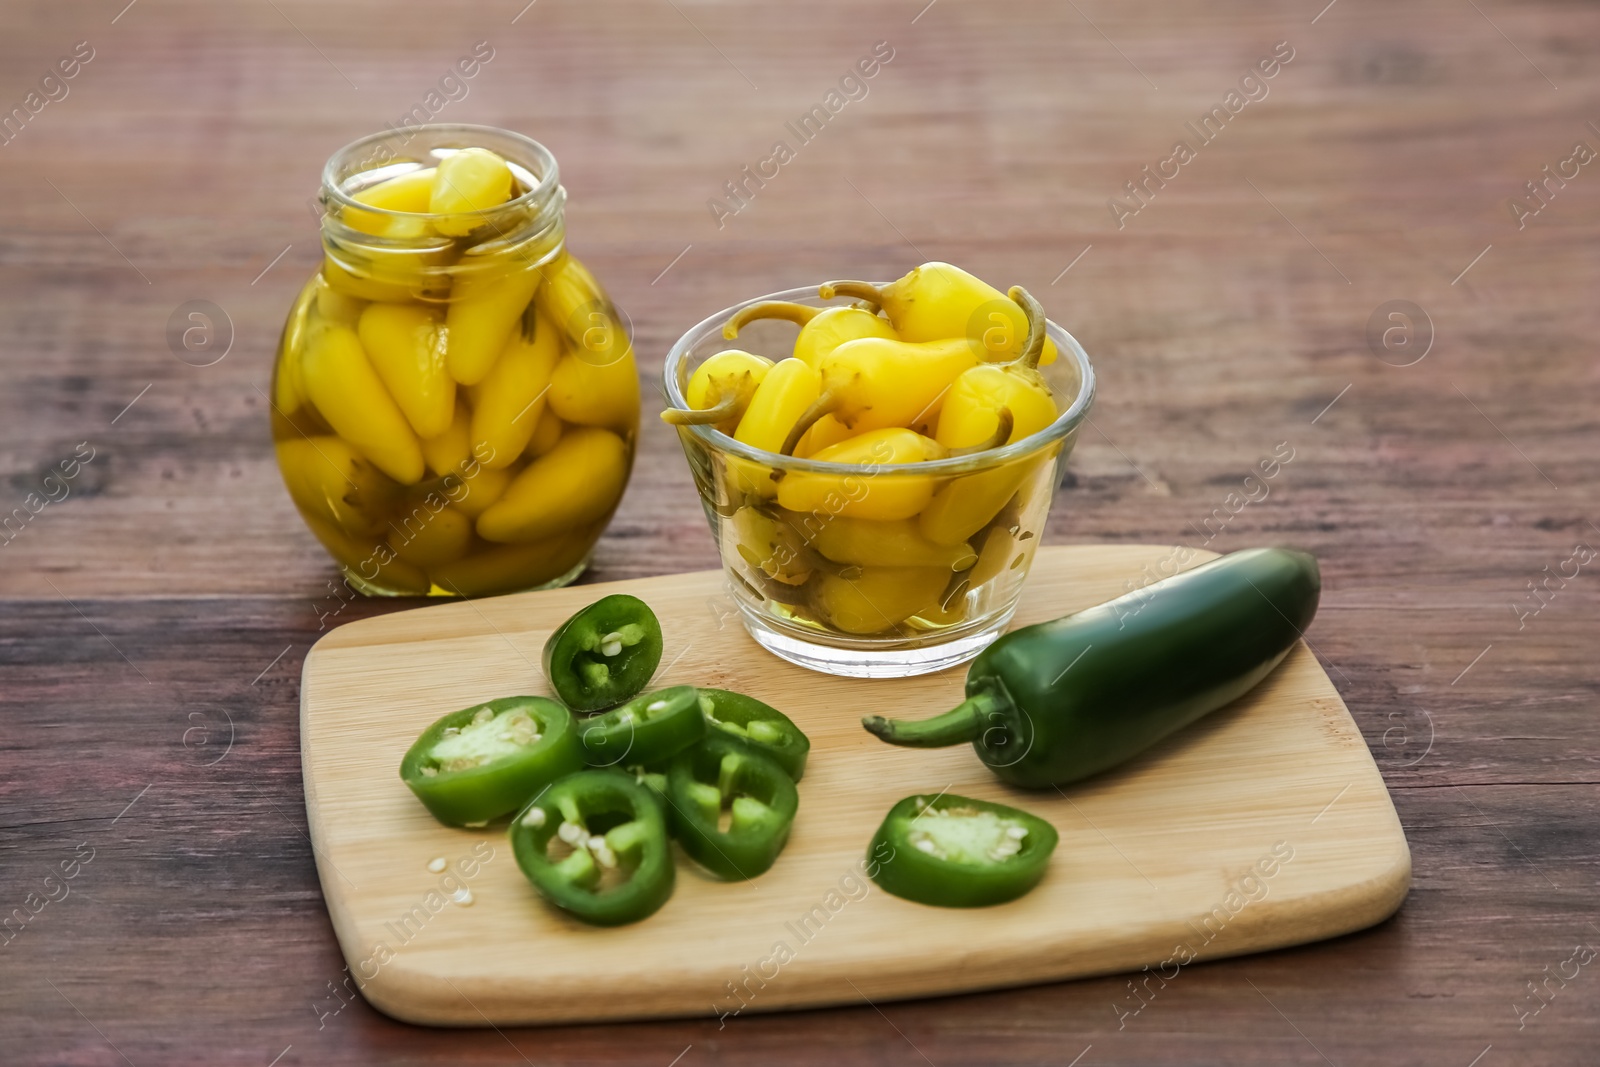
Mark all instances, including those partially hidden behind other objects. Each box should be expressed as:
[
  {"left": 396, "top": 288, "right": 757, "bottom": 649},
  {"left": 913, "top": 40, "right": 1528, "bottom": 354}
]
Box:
[
  {"left": 426, "top": 857, "right": 447, "bottom": 873},
  {"left": 451, "top": 887, "right": 474, "bottom": 906}
]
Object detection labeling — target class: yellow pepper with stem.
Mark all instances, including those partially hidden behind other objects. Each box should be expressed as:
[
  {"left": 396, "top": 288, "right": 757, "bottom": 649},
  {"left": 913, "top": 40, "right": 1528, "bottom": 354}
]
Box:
[
  {"left": 721, "top": 300, "right": 896, "bottom": 368},
  {"left": 357, "top": 303, "right": 455, "bottom": 439},
  {"left": 729, "top": 506, "right": 813, "bottom": 586},
  {"left": 778, "top": 334, "right": 978, "bottom": 455},
  {"left": 660, "top": 350, "right": 772, "bottom": 435},
  {"left": 300, "top": 323, "right": 425, "bottom": 485},
  {"left": 470, "top": 307, "right": 561, "bottom": 467},
  {"left": 822, "top": 262, "right": 1058, "bottom": 365},
  {"left": 476, "top": 427, "right": 629, "bottom": 543},
  {"left": 920, "top": 287, "right": 1060, "bottom": 545}
]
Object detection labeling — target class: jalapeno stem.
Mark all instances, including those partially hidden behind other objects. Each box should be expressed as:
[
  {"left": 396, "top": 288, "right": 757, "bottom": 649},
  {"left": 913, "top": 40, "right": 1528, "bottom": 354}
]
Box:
[
  {"left": 948, "top": 407, "right": 1014, "bottom": 456},
  {"left": 660, "top": 393, "right": 741, "bottom": 426},
  {"left": 862, "top": 690, "right": 1003, "bottom": 747},
  {"left": 1007, "top": 286, "right": 1047, "bottom": 371},
  {"left": 779, "top": 392, "right": 842, "bottom": 456},
  {"left": 818, "top": 280, "right": 884, "bottom": 308},
  {"left": 722, "top": 300, "right": 820, "bottom": 339}
]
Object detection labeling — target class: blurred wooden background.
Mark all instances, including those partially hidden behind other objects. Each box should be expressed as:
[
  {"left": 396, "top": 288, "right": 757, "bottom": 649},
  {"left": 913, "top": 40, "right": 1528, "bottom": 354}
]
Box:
[{"left": 1, "top": 0, "right": 1596, "bottom": 1063}]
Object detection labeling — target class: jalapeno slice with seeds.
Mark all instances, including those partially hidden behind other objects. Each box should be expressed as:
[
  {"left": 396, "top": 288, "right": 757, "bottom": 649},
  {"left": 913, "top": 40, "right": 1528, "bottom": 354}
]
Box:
[
  {"left": 542, "top": 594, "right": 664, "bottom": 712},
  {"left": 578, "top": 685, "right": 705, "bottom": 767},
  {"left": 696, "top": 688, "right": 810, "bottom": 781},
  {"left": 399, "top": 696, "right": 582, "bottom": 827},
  {"left": 868, "top": 793, "right": 1058, "bottom": 907},
  {"left": 510, "top": 771, "right": 675, "bottom": 926},
  {"left": 666, "top": 732, "right": 799, "bottom": 880}
]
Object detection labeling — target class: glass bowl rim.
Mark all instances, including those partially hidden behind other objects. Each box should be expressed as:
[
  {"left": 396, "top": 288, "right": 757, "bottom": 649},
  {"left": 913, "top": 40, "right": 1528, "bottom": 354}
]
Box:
[
  {"left": 661, "top": 283, "right": 1097, "bottom": 476},
  {"left": 320, "top": 123, "right": 561, "bottom": 224}
]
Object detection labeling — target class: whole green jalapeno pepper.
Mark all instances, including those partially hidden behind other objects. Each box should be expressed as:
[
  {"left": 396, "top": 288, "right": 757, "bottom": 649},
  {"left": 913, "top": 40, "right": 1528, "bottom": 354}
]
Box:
[
  {"left": 577, "top": 686, "right": 706, "bottom": 768},
  {"left": 399, "top": 696, "right": 582, "bottom": 827},
  {"left": 696, "top": 688, "right": 810, "bottom": 781},
  {"left": 868, "top": 793, "right": 1059, "bottom": 908},
  {"left": 510, "top": 770, "right": 675, "bottom": 926},
  {"left": 862, "top": 548, "right": 1320, "bottom": 788},
  {"left": 666, "top": 732, "right": 798, "bottom": 880},
  {"left": 542, "top": 594, "right": 664, "bottom": 712}
]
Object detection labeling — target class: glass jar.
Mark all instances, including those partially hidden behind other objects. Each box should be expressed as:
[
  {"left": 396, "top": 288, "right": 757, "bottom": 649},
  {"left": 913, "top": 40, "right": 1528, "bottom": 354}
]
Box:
[
  {"left": 271, "top": 125, "right": 638, "bottom": 597},
  {"left": 665, "top": 285, "right": 1095, "bottom": 678}
]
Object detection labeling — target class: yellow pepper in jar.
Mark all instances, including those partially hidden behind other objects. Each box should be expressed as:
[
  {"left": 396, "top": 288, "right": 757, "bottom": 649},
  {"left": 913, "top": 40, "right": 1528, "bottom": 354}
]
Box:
[
  {"left": 357, "top": 303, "right": 455, "bottom": 439},
  {"left": 445, "top": 265, "right": 542, "bottom": 386},
  {"left": 299, "top": 323, "right": 425, "bottom": 485},
  {"left": 476, "top": 427, "right": 630, "bottom": 543},
  {"left": 275, "top": 435, "right": 395, "bottom": 537},
  {"left": 469, "top": 308, "right": 561, "bottom": 467},
  {"left": 430, "top": 148, "right": 515, "bottom": 236}
]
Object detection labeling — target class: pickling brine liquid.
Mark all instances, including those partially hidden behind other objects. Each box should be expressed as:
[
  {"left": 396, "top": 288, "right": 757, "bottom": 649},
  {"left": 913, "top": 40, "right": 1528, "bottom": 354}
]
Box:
[{"left": 271, "top": 127, "right": 638, "bottom": 597}]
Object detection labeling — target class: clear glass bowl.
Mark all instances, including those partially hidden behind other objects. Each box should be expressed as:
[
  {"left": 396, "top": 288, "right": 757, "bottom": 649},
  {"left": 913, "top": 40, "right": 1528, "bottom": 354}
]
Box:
[{"left": 663, "top": 285, "right": 1096, "bottom": 677}]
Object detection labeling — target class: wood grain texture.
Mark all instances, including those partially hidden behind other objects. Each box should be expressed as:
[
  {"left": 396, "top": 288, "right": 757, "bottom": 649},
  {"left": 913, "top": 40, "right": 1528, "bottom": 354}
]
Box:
[
  {"left": 0, "top": 0, "right": 1597, "bottom": 1062},
  {"left": 302, "top": 546, "right": 1408, "bottom": 1025}
]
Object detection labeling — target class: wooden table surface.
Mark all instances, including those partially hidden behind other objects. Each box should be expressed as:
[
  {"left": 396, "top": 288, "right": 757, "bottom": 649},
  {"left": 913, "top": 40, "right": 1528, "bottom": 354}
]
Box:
[{"left": 2, "top": 0, "right": 1596, "bottom": 1063}]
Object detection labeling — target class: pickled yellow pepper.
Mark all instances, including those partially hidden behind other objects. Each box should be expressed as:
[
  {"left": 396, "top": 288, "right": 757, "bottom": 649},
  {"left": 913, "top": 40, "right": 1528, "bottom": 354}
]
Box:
[
  {"left": 470, "top": 307, "right": 561, "bottom": 468},
  {"left": 476, "top": 427, "right": 629, "bottom": 543},
  {"left": 778, "top": 333, "right": 978, "bottom": 455},
  {"left": 357, "top": 303, "right": 455, "bottom": 439},
  {"left": 300, "top": 324, "right": 425, "bottom": 484},
  {"left": 430, "top": 147, "right": 515, "bottom": 236},
  {"left": 822, "top": 262, "right": 1058, "bottom": 365},
  {"left": 721, "top": 301, "right": 896, "bottom": 368},
  {"left": 660, "top": 350, "right": 772, "bottom": 434}
]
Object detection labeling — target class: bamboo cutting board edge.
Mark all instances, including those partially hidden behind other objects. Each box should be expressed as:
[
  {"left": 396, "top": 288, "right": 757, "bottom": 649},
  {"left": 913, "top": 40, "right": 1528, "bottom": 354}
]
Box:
[{"left": 301, "top": 544, "right": 1410, "bottom": 1027}]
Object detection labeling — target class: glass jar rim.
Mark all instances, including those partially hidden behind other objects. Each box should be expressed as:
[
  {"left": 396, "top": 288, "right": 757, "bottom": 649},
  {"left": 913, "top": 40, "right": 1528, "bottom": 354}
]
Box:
[
  {"left": 320, "top": 123, "right": 562, "bottom": 224},
  {"left": 662, "top": 284, "right": 1097, "bottom": 476}
]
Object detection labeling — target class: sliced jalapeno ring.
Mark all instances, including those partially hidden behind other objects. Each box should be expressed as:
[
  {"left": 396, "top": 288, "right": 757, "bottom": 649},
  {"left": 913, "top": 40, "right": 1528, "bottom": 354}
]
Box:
[
  {"left": 542, "top": 594, "right": 664, "bottom": 712},
  {"left": 578, "top": 685, "right": 705, "bottom": 767},
  {"left": 666, "top": 732, "right": 798, "bottom": 881},
  {"left": 868, "top": 792, "right": 1059, "bottom": 908},
  {"left": 510, "top": 770, "right": 675, "bottom": 926},
  {"left": 399, "top": 696, "right": 582, "bottom": 827},
  {"left": 696, "top": 688, "right": 810, "bottom": 781}
]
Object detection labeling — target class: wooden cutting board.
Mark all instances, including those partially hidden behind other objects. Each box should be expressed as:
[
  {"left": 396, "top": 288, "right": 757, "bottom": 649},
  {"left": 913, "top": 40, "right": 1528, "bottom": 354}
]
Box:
[{"left": 301, "top": 544, "right": 1409, "bottom": 1027}]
